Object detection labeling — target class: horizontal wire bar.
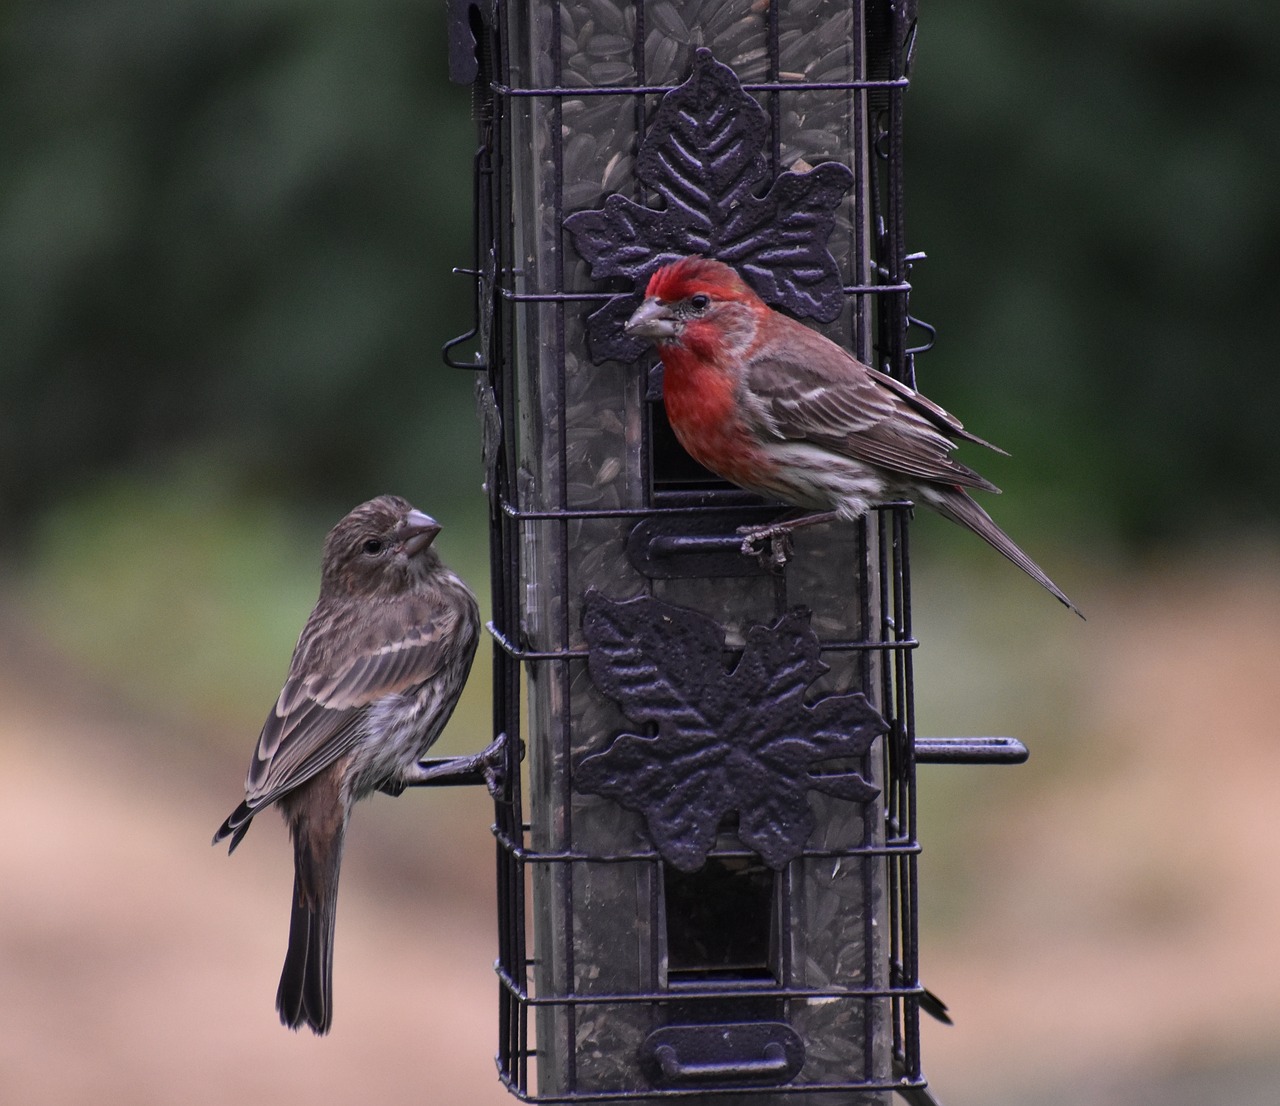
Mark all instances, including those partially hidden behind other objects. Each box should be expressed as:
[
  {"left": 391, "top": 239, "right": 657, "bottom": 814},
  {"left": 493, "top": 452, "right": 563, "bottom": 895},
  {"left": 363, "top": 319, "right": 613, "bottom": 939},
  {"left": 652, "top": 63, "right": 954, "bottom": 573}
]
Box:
[
  {"left": 486, "top": 622, "right": 588, "bottom": 661},
  {"left": 489, "top": 823, "right": 919, "bottom": 865},
  {"left": 845, "top": 281, "right": 912, "bottom": 295},
  {"left": 486, "top": 620, "right": 915, "bottom": 662},
  {"left": 517, "top": 954, "right": 929, "bottom": 983},
  {"left": 498, "top": 496, "right": 913, "bottom": 522},
  {"left": 493, "top": 963, "right": 927, "bottom": 1007},
  {"left": 501, "top": 499, "right": 747, "bottom": 521},
  {"left": 496, "top": 1074, "right": 932, "bottom": 1103},
  {"left": 491, "top": 78, "right": 910, "bottom": 99},
  {"left": 492, "top": 282, "right": 911, "bottom": 302},
  {"left": 497, "top": 288, "right": 617, "bottom": 303},
  {"left": 815, "top": 635, "right": 918, "bottom": 652}
]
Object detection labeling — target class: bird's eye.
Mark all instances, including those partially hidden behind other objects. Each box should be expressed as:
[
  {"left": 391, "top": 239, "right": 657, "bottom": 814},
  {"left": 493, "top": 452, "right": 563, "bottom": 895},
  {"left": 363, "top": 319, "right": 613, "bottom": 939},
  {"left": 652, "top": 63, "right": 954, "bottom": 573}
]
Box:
[
  {"left": 362, "top": 539, "right": 384, "bottom": 555},
  {"left": 689, "top": 293, "right": 711, "bottom": 314}
]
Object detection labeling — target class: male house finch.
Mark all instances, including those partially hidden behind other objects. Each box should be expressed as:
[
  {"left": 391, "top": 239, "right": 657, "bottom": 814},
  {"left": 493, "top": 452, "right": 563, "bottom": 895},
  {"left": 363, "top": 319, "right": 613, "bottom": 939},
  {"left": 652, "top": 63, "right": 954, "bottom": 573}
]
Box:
[
  {"left": 213, "top": 495, "right": 481, "bottom": 1034},
  {"left": 624, "top": 256, "right": 1081, "bottom": 616}
]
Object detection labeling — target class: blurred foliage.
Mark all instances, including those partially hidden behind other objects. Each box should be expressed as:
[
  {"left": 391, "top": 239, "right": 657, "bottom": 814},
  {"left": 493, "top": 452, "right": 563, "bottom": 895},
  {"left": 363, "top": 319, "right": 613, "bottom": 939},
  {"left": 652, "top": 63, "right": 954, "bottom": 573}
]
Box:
[
  {"left": 0, "top": 0, "right": 482, "bottom": 541},
  {"left": 904, "top": 1, "right": 1280, "bottom": 547},
  {"left": 2, "top": 0, "right": 1277, "bottom": 707},
  {"left": 19, "top": 460, "right": 323, "bottom": 730},
  {"left": 2, "top": 0, "right": 1276, "bottom": 548}
]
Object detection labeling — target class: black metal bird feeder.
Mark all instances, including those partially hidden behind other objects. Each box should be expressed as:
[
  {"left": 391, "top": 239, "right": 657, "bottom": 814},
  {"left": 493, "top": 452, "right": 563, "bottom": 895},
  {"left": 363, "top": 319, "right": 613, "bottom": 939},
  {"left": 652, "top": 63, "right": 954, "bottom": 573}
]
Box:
[{"left": 444, "top": 2, "right": 1027, "bottom": 1101}]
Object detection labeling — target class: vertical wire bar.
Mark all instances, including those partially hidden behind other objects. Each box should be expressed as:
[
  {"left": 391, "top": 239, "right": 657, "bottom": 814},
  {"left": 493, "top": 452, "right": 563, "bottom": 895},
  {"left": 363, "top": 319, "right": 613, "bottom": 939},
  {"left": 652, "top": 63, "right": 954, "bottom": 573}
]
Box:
[
  {"left": 772, "top": 567, "right": 790, "bottom": 616},
  {"left": 496, "top": 12, "right": 532, "bottom": 1086},
  {"left": 486, "top": 127, "right": 519, "bottom": 1083},
  {"left": 880, "top": 507, "right": 905, "bottom": 1066},
  {"left": 765, "top": 0, "right": 781, "bottom": 174},
  {"left": 900, "top": 519, "right": 921, "bottom": 1082},
  {"left": 862, "top": 514, "right": 880, "bottom": 1086},
  {"left": 848, "top": 0, "right": 884, "bottom": 1087},
  {"left": 778, "top": 856, "right": 793, "bottom": 1065},
  {"left": 482, "top": 10, "right": 515, "bottom": 1077},
  {"left": 887, "top": 2, "right": 922, "bottom": 1074},
  {"left": 851, "top": 5, "right": 870, "bottom": 366},
  {"left": 547, "top": 6, "right": 579, "bottom": 1093},
  {"left": 895, "top": 513, "right": 920, "bottom": 1080},
  {"left": 633, "top": 0, "right": 646, "bottom": 89},
  {"left": 473, "top": 108, "right": 510, "bottom": 1077},
  {"left": 635, "top": 4, "right": 662, "bottom": 1058}
]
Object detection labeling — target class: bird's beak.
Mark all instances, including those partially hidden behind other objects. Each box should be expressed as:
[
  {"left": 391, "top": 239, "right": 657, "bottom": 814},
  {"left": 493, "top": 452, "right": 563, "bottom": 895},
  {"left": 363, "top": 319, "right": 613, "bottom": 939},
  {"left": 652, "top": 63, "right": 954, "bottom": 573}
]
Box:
[
  {"left": 399, "top": 509, "right": 442, "bottom": 556},
  {"left": 624, "top": 297, "right": 679, "bottom": 342}
]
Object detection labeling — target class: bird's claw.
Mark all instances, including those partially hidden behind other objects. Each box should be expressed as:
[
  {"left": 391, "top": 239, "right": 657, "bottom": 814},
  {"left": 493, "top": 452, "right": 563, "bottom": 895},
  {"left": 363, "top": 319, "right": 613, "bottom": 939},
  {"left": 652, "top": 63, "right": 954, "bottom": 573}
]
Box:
[
  {"left": 476, "top": 733, "right": 512, "bottom": 798},
  {"left": 384, "top": 733, "right": 520, "bottom": 796},
  {"left": 736, "top": 523, "right": 795, "bottom": 571}
]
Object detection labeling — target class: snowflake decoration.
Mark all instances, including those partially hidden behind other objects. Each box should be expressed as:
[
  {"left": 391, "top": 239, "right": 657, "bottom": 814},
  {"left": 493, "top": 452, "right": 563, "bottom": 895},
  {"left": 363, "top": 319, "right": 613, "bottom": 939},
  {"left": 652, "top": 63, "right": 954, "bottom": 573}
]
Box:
[
  {"left": 575, "top": 591, "right": 885, "bottom": 872},
  {"left": 564, "top": 48, "right": 854, "bottom": 364}
]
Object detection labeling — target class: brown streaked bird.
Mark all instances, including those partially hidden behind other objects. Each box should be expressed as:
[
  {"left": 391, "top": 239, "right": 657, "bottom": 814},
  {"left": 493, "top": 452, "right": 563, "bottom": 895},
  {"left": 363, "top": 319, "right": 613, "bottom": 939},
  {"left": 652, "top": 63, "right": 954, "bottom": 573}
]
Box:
[{"left": 213, "top": 495, "right": 480, "bottom": 1035}]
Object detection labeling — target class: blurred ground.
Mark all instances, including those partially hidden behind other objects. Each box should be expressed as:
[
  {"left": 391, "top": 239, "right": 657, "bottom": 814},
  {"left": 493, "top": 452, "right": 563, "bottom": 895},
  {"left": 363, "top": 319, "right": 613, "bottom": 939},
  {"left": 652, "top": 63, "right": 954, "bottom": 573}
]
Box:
[
  {"left": 2, "top": 550, "right": 1279, "bottom": 1105},
  {"left": 914, "top": 548, "right": 1280, "bottom": 1104},
  {"left": 0, "top": 601, "right": 508, "bottom": 1106}
]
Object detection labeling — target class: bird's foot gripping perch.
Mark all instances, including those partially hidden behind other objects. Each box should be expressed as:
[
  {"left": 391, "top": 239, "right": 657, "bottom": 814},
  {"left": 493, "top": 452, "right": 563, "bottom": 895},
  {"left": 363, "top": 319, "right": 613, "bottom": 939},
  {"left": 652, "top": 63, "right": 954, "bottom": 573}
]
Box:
[
  {"left": 736, "top": 524, "right": 795, "bottom": 571},
  {"left": 736, "top": 510, "right": 839, "bottom": 571},
  {"left": 382, "top": 732, "right": 516, "bottom": 798}
]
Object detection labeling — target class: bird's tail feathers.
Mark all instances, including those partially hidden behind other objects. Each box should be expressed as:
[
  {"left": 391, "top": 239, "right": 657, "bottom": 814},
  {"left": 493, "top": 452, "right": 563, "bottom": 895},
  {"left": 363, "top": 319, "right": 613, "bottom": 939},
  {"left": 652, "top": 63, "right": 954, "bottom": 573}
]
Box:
[
  {"left": 276, "top": 820, "right": 343, "bottom": 1035},
  {"left": 928, "top": 487, "right": 1083, "bottom": 618}
]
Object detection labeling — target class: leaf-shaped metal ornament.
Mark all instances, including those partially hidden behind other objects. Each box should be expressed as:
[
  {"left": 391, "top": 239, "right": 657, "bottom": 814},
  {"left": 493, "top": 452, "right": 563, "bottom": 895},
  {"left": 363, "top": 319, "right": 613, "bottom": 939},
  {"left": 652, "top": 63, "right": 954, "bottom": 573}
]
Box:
[
  {"left": 564, "top": 48, "right": 854, "bottom": 364},
  {"left": 575, "top": 591, "right": 885, "bottom": 872}
]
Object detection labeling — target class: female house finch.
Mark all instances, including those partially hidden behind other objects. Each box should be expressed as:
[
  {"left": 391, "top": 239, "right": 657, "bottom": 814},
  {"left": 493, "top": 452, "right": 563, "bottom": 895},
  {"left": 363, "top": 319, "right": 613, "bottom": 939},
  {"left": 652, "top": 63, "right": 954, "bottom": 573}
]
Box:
[
  {"left": 624, "top": 256, "right": 1081, "bottom": 616},
  {"left": 213, "top": 495, "right": 481, "bottom": 1034}
]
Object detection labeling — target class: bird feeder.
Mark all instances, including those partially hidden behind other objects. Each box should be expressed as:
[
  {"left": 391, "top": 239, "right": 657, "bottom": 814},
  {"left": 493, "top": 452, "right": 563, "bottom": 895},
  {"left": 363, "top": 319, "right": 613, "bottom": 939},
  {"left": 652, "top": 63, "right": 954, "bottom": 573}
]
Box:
[{"left": 445, "top": 1, "right": 1026, "bottom": 1101}]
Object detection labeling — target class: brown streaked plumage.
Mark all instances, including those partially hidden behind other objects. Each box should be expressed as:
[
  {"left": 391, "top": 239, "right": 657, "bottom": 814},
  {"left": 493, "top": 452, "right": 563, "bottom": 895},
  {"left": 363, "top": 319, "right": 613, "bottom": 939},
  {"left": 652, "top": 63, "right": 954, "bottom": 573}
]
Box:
[
  {"left": 625, "top": 256, "right": 1081, "bottom": 616},
  {"left": 213, "top": 495, "right": 480, "bottom": 1034}
]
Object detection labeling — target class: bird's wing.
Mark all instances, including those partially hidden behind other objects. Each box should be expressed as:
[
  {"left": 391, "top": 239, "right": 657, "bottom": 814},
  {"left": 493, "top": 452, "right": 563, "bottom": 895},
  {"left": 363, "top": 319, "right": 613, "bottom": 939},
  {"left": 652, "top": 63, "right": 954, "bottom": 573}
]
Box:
[
  {"left": 242, "top": 599, "right": 471, "bottom": 810},
  {"left": 741, "top": 323, "right": 1002, "bottom": 492}
]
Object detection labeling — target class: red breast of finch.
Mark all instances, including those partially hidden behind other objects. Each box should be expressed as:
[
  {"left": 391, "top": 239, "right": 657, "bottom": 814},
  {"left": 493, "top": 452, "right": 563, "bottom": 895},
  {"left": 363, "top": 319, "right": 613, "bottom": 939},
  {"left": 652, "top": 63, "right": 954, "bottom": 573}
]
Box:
[
  {"left": 213, "top": 495, "right": 480, "bottom": 1034},
  {"left": 624, "top": 256, "right": 1081, "bottom": 616}
]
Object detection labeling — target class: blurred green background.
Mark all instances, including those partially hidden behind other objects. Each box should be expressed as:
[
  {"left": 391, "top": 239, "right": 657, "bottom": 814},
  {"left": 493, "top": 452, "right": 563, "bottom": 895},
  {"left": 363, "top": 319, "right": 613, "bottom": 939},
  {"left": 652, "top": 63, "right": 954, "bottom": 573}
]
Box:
[{"left": 1, "top": 2, "right": 1277, "bottom": 1105}]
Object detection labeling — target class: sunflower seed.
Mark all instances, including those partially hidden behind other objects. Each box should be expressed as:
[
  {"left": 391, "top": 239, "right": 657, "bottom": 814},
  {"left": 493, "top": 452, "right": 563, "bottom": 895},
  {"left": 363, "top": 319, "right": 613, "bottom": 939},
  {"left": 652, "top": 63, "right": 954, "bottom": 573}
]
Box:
[
  {"left": 588, "top": 60, "right": 634, "bottom": 84},
  {"left": 585, "top": 32, "right": 632, "bottom": 58},
  {"left": 586, "top": 0, "right": 627, "bottom": 36},
  {"left": 594, "top": 456, "right": 622, "bottom": 486},
  {"left": 649, "top": 0, "right": 688, "bottom": 40}
]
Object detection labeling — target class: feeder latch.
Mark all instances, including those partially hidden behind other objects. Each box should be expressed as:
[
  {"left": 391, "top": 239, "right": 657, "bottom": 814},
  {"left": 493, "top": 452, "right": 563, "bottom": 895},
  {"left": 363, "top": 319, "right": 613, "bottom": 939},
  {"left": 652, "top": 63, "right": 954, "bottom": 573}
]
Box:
[
  {"left": 639, "top": 1022, "right": 805, "bottom": 1087},
  {"left": 627, "top": 508, "right": 790, "bottom": 579}
]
